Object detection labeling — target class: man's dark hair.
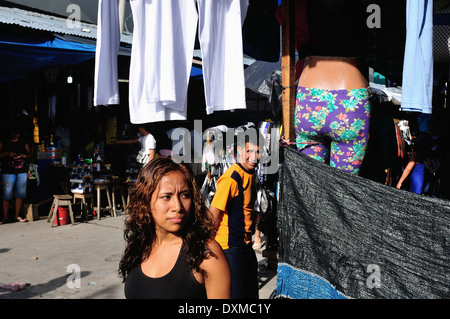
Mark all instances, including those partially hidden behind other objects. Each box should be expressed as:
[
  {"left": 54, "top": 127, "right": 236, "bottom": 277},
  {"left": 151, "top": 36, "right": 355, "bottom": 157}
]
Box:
[
  {"left": 236, "top": 127, "right": 265, "bottom": 149},
  {"left": 233, "top": 128, "right": 265, "bottom": 160}
]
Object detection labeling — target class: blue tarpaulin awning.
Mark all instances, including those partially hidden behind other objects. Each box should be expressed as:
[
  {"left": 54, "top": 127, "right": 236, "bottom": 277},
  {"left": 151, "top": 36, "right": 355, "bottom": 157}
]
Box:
[
  {"left": 0, "top": 33, "right": 203, "bottom": 82},
  {"left": 0, "top": 34, "right": 96, "bottom": 82}
]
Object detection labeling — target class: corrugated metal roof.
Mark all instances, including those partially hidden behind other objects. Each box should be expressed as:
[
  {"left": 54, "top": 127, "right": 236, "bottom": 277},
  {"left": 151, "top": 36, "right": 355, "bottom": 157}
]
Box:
[{"left": 0, "top": 5, "right": 133, "bottom": 44}]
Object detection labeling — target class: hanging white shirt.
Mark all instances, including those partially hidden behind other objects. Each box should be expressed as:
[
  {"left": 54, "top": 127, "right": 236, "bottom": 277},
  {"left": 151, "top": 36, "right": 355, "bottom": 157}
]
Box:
[
  {"left": 93, "top": 0, "right": 120, "bottom": 106},
  {"left": 197, "top": 0, "right": 249, "bottom": 114},
  {"left": 128, "top": 0, "right": 188, "bottom": 123},
  {"left": 94, "top": 0, "right": 249, "bottom": 123}
]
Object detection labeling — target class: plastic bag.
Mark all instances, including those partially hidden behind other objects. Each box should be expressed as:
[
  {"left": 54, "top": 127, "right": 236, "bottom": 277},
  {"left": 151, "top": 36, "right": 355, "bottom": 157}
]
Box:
[
  {"left": 200, "top": 177, "right": 216, "bottom": 208},
  {"left": 255, "top": 179, "right": 276, "bottom": 216},
  {"left": 136, "top": 150, "right": 149, "bottom": 164}
]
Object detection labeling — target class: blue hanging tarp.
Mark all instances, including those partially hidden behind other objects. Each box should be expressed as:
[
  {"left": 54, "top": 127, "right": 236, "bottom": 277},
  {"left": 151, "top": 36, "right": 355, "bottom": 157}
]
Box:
[
  {"left": 0, "top": 33, "right": 96, "bottom": 82},
  {"left": 0, "top": 33, "right": 203, "bottom": 82}
]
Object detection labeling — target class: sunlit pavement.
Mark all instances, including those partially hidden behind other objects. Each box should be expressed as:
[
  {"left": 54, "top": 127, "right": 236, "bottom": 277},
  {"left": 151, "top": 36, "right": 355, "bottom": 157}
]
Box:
[{"left": 0, "top": 214, "right": 277, "bottom": 299}]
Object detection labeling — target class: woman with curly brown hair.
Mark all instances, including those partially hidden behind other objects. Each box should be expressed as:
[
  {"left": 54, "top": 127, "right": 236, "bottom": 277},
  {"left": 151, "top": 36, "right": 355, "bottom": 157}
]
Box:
[{"left": 119, "top": 157, "right": 230, "bottom": 299}]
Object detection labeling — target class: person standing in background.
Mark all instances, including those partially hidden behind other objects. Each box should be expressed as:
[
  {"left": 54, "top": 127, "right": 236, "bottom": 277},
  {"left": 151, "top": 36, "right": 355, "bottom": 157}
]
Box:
[
  {"left": 0, "top": 124, "right": 32, "bottom": 224},
  {"left": 209, "top": 129, "right": 262, "bottom": 299},
  {"left": 112, "top": 124, "right": 156, "bottom": 165}
]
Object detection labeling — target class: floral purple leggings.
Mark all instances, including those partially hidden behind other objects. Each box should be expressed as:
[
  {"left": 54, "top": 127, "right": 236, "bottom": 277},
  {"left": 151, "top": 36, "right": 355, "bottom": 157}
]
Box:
[{"left": 294, "top": 86, "right": 371, "bottom": 174}]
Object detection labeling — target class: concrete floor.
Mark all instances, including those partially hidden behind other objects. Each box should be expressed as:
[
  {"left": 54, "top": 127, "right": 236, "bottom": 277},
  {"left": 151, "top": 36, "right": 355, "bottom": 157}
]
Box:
[{"left": 0, "top": 213, "right": 277, "bottom": 299}]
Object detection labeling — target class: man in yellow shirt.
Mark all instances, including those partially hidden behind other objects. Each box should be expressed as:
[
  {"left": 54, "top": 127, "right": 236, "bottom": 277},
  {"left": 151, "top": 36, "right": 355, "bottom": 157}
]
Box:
[{"left": 209, "top": 129, "right": 262, "bottom": 299}]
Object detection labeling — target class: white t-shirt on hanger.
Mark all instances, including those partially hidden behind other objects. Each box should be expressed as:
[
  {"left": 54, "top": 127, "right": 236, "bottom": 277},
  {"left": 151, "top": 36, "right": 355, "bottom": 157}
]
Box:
[{"left": 94, "top": 0, "right": 249, "bottom": 123}]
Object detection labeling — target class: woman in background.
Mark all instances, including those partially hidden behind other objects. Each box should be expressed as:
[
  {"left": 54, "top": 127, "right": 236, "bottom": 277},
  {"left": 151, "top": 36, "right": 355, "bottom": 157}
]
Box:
[{"left": 0, "top": 125, "right": 31, "bottom": 224}]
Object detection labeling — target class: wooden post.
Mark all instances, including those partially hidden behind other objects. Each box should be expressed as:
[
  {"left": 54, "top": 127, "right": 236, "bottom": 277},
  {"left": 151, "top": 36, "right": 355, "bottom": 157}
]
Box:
[
  {"left": 260, "top": 0, "right": 296, "bottom": 271},
  {"left": 281, "top": 0, "right": 296, "bottom": 142}
]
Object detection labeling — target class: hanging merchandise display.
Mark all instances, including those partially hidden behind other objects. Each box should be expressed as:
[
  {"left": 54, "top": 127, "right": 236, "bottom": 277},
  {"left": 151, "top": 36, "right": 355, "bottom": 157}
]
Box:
[
  {"left": 401, "top": 0, "right": 434, "bottom": 114},
  {"left": 94, "top": 0, "right": 249, "bottom": 124}
]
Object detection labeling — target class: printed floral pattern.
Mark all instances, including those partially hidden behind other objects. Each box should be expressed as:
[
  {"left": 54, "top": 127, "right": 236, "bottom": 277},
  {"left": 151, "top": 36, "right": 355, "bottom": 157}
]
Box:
[{"left": 294, "top": 87, "right": 371, "bottom": 174}]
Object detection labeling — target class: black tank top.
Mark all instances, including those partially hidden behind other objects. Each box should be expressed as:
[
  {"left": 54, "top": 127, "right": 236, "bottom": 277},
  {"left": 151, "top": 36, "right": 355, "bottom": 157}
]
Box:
[{"left": 124, "top": 244, "right": 207, "bottom": 299}]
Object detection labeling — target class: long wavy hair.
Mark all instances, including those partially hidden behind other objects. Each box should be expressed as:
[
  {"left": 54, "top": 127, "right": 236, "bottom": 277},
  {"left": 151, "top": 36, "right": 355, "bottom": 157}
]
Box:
[{"left": 118, "top": 157, "right": 216, "bottom": 281}]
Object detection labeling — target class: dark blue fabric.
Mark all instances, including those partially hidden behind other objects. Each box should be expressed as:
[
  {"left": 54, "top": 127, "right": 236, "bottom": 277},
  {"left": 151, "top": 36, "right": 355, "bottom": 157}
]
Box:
[
  {"left": 434, "top": 13, "right": 450, "bottom": 25},
  {"left": 223, "top": 244, "right": 259, "bottom": 299},
  {"left": 410, "top": 163, "right": 425, "bottom": 194},
  {"left": 242, "top": 0, "right": 280, "bottom": 62},
  {"left": 228, "top": 170, "right": 246, "bottom": 247}
]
